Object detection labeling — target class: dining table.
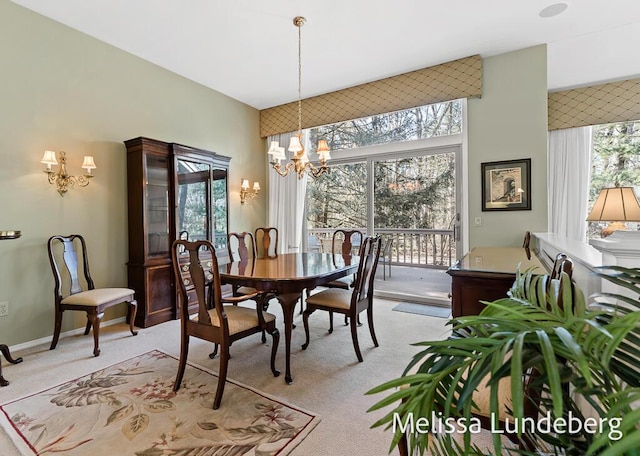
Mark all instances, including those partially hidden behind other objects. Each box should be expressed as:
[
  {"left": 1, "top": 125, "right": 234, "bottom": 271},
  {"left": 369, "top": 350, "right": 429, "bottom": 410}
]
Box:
[{"left": 220, "top": 252, "right": 359, "bottom": 384}]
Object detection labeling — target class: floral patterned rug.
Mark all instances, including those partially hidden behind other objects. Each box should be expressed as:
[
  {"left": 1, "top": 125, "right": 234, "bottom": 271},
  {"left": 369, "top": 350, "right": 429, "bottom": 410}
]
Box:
[{"left": 0, "top": 350, "right": 320, "bottom": 455}]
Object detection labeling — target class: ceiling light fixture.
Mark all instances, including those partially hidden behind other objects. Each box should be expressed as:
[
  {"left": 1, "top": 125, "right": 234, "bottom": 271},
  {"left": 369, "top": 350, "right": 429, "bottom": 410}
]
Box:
[
  {"left": 539, "top": 2, "right": 569, "bottom": 18},
  {"left": 267, "top": 16, "right": 331, "bottom": 179}
]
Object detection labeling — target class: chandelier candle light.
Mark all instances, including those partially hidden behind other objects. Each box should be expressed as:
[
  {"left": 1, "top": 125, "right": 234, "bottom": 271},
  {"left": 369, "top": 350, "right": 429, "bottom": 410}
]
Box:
[
  {"left": 267, "top": 16, "right": 331, "bottom": 179},
  {"left": 41, "top": 150, "right": 97, "bottom": 196}
]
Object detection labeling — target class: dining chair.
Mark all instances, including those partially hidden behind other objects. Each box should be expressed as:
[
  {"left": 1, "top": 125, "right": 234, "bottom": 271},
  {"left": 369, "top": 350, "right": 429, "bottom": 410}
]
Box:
[
  {"left": 304, "top": 229, "right": 364, "bottom": 322},
  {"left": 522, "top": 230, "right": 531, "bottom": 249},
  {"left": 227, "top": 231, "right": 273, "bottom": 341},
  {"left": 302, "top": 235, "right": 382, "bottom": 362},
  {"left": 171, "top": 239, "right": 280, "bottom": 409},
  {"left": 47, "top": 234, "right": 138, "bottom": 357},
  {"left": 254, "top": 227, "right": 278, "bottom": 258},
  {"left": 227, "top": 231, "right": 258, "bottom": 297}
]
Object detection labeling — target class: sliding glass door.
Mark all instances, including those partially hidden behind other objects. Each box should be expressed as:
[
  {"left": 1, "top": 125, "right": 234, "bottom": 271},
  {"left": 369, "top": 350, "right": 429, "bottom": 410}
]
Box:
[{"left": 306, "top": 146, "right": 461, "bottom": 266}]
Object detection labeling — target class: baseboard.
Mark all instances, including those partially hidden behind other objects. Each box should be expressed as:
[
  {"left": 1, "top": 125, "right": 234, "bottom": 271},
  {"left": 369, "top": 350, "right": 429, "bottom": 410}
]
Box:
[{"left": 6, "top": 317, "right": 126, "bottom": 353}]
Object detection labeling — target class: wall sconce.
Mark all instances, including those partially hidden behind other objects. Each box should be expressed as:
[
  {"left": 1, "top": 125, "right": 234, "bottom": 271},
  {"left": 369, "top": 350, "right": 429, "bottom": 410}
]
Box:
[
  {"left": 240, "top": 178, "right": 260, "bottom": 205},
  {"left": 41, "top": 150, "right": 97, "bottom": 196}
]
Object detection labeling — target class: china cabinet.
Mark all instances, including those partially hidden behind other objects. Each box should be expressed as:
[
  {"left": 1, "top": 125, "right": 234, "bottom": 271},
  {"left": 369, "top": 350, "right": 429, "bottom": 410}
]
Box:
[{"left": 125, "top": 137, "right": 229, "bottom": 327}]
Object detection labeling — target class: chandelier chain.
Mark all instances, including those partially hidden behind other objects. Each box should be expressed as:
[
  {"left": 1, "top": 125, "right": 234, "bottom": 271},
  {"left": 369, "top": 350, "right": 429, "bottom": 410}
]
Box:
[
  {"left": 267, "top": 16, "right": 330, "bottom": 179},
  {"left": 297, "top": 18, "right": 302, "bottom": 134}
]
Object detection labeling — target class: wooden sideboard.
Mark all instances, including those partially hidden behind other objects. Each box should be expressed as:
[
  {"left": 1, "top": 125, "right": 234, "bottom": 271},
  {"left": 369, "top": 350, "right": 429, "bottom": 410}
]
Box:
[{"left": 447, "top": 246, "right": 546, "bottom": 317}]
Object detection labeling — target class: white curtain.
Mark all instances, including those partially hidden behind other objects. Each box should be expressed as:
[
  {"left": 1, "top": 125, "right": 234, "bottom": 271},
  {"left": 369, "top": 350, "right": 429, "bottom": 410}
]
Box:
[
  {"left": 548, "top": 126, "right": 593, "bottom": 241},
  {"left": 267, "top": 133, "right": 308, "bottom": 253}
]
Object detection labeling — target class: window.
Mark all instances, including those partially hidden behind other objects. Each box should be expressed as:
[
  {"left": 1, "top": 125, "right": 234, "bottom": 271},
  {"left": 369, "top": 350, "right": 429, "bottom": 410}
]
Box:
[
  {"left": 588, "top": 120, "right": 640, "bottom": 239},
  {"left": 307, "top": 100, "right": 462, "bottom": 153}
]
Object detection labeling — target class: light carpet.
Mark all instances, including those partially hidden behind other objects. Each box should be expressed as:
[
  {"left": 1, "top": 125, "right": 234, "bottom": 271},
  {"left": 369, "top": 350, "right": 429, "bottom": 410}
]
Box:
[{"left": 0, "top": 350, "right": 319, "bottom": 455}]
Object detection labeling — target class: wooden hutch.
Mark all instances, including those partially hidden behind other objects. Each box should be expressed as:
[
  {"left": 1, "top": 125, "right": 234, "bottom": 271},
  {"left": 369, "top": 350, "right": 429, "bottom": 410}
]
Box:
[{"left": 125, "top": 137, "right": 230, "bottom": 327}]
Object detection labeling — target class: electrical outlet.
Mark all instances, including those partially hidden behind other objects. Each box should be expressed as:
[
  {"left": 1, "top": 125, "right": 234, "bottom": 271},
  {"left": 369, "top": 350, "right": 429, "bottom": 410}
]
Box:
[
  {"left": 0, "top": 301, "right": 8, "bottom": 317},
  {"left": 474, "top": 217, "right": 482, "bottom": 227}
]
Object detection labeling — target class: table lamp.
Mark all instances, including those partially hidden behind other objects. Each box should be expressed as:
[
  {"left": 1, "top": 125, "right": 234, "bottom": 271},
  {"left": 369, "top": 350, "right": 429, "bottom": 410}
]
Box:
[{"left": 586, "top": 185, "right": 640, "bottom": 237}]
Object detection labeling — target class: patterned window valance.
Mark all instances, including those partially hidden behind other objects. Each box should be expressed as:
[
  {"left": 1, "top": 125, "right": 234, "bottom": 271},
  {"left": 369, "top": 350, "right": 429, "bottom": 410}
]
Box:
[
  {"left": 548, "top": 78, "right": 640, "bottom": 131},
  {"left": 259, "top": 55, "right": 482, "bottom": 138}
]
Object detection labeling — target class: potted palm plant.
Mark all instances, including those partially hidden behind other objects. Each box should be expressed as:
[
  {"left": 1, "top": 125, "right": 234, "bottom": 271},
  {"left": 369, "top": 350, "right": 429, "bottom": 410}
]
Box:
[{"left": 367, "top": 266, "right": 640, "bottom": 455}]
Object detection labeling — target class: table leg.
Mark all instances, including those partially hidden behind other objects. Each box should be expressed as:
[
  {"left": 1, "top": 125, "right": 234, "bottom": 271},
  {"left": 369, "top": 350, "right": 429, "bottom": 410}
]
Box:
[
  {"left": 0, "top": 344, "right": 23, "bottom": 387},
  {"left": 275, "top": 293, "right": 300, "bottom": 384}
]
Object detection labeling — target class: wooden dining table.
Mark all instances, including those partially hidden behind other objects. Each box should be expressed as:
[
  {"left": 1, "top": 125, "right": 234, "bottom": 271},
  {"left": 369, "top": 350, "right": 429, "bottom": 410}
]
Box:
[{"left": 220, "top": 252, "right": 358, "bottom": 384}]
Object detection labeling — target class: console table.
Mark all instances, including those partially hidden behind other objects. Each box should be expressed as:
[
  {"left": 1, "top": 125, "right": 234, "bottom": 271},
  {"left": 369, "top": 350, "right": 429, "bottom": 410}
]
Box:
[
  {"left": 1, "top": 230, "right": 24, "bottom": 386},
  {"left": 447, "top": 246, "right": 546, "bottom": 317}
]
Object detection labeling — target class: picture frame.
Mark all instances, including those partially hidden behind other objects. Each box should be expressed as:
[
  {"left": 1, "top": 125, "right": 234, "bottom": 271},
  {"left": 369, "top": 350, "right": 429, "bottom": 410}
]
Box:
[{"left": 481, "top": 158, "right": 531, "bottom": 211}]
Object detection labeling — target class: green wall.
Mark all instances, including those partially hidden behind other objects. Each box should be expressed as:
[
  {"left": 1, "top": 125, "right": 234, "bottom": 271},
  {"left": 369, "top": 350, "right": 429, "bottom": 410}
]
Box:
[
  {"left": 0, "top": 2, "right": 266, "bottom": 346},
  {"left": 467, "top": 45, "right": 549, "bottom": 248}
]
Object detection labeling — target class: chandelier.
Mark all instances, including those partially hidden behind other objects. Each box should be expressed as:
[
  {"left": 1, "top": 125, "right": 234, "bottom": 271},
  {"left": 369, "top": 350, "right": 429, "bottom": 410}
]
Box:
[{"left": 267, "top": 16, "right": 331, "bottom": 179}]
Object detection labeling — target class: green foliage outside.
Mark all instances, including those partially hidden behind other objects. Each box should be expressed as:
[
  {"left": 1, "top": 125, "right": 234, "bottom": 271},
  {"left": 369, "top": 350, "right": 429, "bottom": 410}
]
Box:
[
  {"left": 589, "top": 121, "right": 640, "bottom": 238},
  {"left": 306, "top": 101, "right": 460, "bottom": 231}
]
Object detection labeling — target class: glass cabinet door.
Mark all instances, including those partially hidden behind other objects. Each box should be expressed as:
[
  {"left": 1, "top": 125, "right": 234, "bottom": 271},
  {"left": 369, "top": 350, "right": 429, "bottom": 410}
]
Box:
[
  {"left": 175, "top": 158, "right": 228, "bottom": 255},
  {"left": 176, "top": 159, "right": 211, "bottom": 242},
  {"left": 212, "top": 169, "right": 228, "bottom": 252},
  {"left": 145, "top": 155, "right": 170, "bottom": 257}
]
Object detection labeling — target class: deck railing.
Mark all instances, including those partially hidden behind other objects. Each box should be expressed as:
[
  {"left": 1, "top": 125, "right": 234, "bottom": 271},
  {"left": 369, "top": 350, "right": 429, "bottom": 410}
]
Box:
[{"left": 307, "top": 228, "right": 455, "bottom": 269}]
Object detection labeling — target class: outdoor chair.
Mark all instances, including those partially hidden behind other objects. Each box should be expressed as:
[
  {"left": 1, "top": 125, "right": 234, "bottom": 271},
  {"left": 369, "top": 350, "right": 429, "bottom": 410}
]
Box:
[
  {"left": 171, "top": 239, "right": 280, "bottom": 409},
  {"left": 380, "top": 237, "right": 393, "bottom": 280},
  {"left": 302, "top": 235, "right": 382, "bottom": 362},
  {"left": 47, "top": 234, "right": 138, "bottom": 357}
]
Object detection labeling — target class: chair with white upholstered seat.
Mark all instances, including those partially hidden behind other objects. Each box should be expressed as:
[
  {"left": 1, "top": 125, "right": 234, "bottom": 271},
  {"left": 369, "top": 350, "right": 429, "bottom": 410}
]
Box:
[{"left": 47, "top": 234, "right": 138, "bottom": 357}]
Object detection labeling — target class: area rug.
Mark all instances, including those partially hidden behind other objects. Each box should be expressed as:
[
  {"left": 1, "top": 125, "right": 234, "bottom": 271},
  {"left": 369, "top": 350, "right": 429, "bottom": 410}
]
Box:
[
  {"left": 392, "top": 302, "right": 452, "bottom": 318},
  {"left": 0, "top": 350, "right": 320, "bottom": 455}
]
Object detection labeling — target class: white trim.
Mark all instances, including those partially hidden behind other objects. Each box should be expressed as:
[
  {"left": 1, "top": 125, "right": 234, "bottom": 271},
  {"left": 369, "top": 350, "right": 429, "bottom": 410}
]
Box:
[
  {"left": 325, "top": 133, "right": 463, "bottom": 163},
  {"left": 5, "top": 317, "right": 126, "bottom": 353}
]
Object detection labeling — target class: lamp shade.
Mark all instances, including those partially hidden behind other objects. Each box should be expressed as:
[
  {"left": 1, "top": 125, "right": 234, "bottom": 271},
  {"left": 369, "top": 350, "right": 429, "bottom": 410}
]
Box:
[
  {"left": 253, "top": 182, "right": 261, "bottom": 191},
  {"left": 587, "top": 186, "right": 640, "bottom": 222},
  {"left": 288, "top": 136, "right": 303, "bottom": 153},
  {"left": 316, "top": 139, "right": 331, "bottom": 160},
  {"left": 241, "top": 179, "right": 250, "bottom": 190},
  {"left": 81, "top": 156, "right": 97, "bottom": 170},
  {"left": 267, "top": 141, "right": 286, "bottom": 161},
  {"left": 41, "top": 150, "right": 58, "bottom": 166}
]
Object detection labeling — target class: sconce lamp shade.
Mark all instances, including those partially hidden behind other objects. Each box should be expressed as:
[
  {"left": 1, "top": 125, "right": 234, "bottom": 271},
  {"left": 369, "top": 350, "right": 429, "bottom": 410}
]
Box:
[
  {"left": 82, "top": 156, "right": 97, "bottom": 171},
  {"left": 253, "top": 182, "right": 261, "bottom": 191},
  {"left": 587, "top": 186, "right": 640, "bottom": 222},
  {"left": 41, "top": 150, "right": 58, "bottom": 166},
  {"left": 241, "top": 178, "right": 250, "bottom": 190}
]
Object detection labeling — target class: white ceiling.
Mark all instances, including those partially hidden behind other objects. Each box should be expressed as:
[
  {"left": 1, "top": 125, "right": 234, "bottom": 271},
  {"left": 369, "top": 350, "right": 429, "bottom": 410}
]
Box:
[{"left": 12, "top": 0, "right": 640, "bottom": 110}]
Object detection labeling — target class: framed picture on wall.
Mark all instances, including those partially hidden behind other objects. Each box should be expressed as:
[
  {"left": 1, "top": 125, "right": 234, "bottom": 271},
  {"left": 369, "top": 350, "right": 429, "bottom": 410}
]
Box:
[{"left": 481, "top": 158, "right": 531, "bottom": 211}]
